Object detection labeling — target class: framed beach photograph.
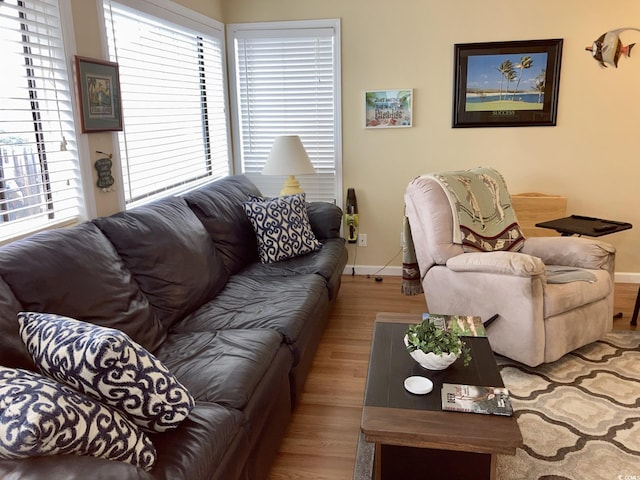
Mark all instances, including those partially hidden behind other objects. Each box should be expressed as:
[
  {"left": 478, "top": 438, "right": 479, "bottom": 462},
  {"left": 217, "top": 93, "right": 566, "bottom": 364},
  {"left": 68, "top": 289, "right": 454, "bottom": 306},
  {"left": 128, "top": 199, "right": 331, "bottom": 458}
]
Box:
[
  {"left": 365, "top": 89, "right": 413, "bottom": 128},
  {"left": 74, "top": 56, "right": 123, "bottom": 133},
  {"left": 452, "top": 39, "right": 563, "bottom": 128}
]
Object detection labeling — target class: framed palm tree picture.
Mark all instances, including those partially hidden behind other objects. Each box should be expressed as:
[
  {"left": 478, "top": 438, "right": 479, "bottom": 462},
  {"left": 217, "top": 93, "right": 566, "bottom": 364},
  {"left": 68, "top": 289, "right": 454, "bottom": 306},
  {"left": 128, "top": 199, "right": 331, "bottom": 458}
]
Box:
[
  {"left": 74, "top": 56, "right": 123, "bottom": 133},
  {"left": 452, "top": 39, "right": 563, "bottom": 128}
]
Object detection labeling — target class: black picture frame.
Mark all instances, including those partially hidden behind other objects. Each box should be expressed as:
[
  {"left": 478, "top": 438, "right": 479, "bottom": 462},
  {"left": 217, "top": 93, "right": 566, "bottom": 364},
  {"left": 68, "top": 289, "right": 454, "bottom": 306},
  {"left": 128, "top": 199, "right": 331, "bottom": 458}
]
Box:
[
  {"left": 452, "top": 39, "right": 563, "bottom": 128},
  {"left": 74, "top": 56, "right": 123, "bottom": 133}
]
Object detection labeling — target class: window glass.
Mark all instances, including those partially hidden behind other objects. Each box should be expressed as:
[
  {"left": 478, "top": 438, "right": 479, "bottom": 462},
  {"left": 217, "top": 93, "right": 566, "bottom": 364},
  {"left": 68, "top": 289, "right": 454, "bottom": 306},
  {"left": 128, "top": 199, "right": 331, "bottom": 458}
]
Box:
[
  {"left": 0, "top": 0, "right": 84, "bottom": 242},
  {"left": 103, "top": 0, "right": 230, "bottom": 207},
  {"left": 228, "top": 20, "right": 342, "bottom": 204}
]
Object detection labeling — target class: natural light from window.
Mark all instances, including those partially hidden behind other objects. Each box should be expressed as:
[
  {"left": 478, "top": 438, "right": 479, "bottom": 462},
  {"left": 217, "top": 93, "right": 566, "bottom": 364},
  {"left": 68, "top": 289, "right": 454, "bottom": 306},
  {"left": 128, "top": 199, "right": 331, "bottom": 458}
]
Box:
[
  {"left": 0, "top": 0, "right": 83, "bottom": 243},
  {"left": 103, "top": 0, "right": 230, "bottom": 208}
]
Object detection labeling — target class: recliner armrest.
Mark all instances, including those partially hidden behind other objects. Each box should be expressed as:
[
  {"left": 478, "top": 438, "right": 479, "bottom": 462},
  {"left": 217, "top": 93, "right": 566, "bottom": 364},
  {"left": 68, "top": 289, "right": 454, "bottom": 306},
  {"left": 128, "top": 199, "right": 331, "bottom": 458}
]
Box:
[
  {"left": 446, "top": 251, "right": 545, "bottom": 277},
  {"left": 520, "top": 236, "right": 615, "bottom": 271}
]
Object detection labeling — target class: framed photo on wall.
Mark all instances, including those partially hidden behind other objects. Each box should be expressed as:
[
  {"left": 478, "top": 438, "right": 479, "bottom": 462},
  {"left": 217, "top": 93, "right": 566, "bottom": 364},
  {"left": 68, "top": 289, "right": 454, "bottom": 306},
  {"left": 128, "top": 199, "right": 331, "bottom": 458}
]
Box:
[
  {"left": 365, "top": 89, "right": 413, "bottom": 128},
  {"left": 452, "top": 39, "right": 563, "bottom": 128},
  {"left": 74, "top": 56, "right": 123, "bottom": 133}
]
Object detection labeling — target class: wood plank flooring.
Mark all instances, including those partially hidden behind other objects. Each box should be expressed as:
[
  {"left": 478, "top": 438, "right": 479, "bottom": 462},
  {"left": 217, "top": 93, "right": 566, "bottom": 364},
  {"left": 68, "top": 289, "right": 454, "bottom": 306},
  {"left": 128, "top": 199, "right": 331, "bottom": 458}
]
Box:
[{"left": 266, "top": 276, "right": 638, "bottom": 480}]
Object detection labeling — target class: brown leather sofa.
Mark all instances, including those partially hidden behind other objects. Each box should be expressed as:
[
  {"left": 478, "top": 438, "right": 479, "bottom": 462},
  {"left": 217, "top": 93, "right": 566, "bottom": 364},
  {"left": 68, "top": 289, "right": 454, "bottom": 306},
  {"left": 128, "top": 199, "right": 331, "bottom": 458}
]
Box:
[{"left": 0, "top": 175, "right": 348, "bottom": 480}]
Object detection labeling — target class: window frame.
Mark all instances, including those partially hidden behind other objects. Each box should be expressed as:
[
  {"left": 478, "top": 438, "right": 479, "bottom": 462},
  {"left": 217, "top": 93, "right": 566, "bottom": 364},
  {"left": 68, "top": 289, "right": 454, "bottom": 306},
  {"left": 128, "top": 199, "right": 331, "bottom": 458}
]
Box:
[
  {"left": 226, "top": 18, "right": 343, "bottom": 207},
  {"left": 0, "top": 0, "right": 94, "bottom": 245},
  {"left": 99, "top": 0, "right": 232, "bottom": 210}
]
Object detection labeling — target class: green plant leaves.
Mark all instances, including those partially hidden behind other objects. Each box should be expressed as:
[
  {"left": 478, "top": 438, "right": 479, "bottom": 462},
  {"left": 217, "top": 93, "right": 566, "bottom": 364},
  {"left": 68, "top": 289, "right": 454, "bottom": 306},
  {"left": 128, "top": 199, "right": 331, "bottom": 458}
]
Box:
[{"left": 405, "top": 321, "right": 472, "bottom": 366}]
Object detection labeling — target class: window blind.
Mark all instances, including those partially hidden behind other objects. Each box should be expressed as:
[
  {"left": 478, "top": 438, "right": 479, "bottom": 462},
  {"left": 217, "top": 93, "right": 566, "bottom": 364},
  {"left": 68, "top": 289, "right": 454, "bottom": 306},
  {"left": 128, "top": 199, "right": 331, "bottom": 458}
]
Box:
[
  {"left": 0, "top": 0, "right": 84, "bottom": 242},
  {"left": 228, "top": 21, "right": 341, "bottom": 204},
  {"left": 102, "top": 0, "right": 230, "bottom": 207}
]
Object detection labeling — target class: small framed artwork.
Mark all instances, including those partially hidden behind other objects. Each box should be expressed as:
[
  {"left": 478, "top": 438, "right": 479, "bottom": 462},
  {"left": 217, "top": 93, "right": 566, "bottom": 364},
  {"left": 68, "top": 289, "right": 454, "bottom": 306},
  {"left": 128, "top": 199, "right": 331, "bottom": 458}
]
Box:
[
  {"left": 74, "top": 56, "right": 123, "bottom": 133},
  {"left": 452, "top": 39, "right": 563, "bottom": 128},
  {"left": 365, "top": 89, "right": 413, "bottom": 128}
]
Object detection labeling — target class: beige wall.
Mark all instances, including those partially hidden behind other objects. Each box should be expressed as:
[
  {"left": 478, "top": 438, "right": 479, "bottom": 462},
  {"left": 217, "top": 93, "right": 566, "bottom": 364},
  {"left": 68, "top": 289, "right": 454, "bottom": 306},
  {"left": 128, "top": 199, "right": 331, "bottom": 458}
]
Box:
[
  {"left": 70, "top": 0, "right": 640, "bottom": 275},
  {"left": 224, "top": 0, "right": 640, "bottom": 275}
]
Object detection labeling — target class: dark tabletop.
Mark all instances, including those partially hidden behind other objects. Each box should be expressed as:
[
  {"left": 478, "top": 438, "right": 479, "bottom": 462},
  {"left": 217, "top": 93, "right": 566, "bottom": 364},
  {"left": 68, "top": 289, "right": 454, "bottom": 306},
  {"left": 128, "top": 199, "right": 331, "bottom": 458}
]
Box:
[
  {"left": 536, "top": 215, "right": 632, "bottom": 237},
  {"left": 364, "top": 321, "right": 504, "bottom": 412}
]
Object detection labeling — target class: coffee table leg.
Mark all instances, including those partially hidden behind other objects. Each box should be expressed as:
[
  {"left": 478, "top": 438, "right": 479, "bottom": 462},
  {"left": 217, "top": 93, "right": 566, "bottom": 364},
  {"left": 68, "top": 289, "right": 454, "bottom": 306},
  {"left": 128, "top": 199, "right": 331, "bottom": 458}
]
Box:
[
  {"left": 631, "top": 286, "right": 640, "bottom": 327},
  {"left": 374, "top": 444, "right": 381, "bottom": 480},
  {"left": 490, "top": 453, "right": 497, "bottom": 480}
]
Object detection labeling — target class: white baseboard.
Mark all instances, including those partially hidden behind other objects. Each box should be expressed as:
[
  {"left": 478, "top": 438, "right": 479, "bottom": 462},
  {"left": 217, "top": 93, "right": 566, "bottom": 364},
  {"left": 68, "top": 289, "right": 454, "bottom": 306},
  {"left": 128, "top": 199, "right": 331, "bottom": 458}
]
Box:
[
  {"left": 343, "top": 266, "right": 640, "bottom": 284},
  {"left": 615, "top": 272, "right": 640, "bottom": 284}
]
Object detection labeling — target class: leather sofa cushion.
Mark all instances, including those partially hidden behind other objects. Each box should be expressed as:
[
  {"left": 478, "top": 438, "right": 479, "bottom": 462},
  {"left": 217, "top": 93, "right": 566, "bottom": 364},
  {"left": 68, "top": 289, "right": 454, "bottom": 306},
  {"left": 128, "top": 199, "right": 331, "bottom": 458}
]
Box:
[
  {"left": 170, "top": 274, "right": 327, "bottom": 346},
  {"left": 0, "top": 455, "right": 156, "bottom": 480},
  {"left": 155, "top": 328, "right": 284, "bottom": 409},
  {"left": 241, "top": 237, "right": 347, "bottom": 300},
  {"left": 149, "top": 403, "right": 246, "bottom": 480},
  {"left": 93, "top": 197, "right": 228, "bottom": 330},
  {"left": 183, "top": 175, "right": 262, "bottom": 275},
  {"left": 0, "top": 403, "right": 246, "bottom": 480},
  {"left": 0, "top": 276, "right": 32, "bottom": 370},
  {"left": 0, "top": 222, "right": 165, "bottom": 352}
]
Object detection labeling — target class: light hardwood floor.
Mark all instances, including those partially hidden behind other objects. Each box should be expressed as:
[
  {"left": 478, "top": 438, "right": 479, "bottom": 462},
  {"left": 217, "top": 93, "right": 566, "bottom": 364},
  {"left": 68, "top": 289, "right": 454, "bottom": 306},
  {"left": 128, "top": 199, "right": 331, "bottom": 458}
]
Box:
[{"left": 266, "top": 275, "right": 638, "bottom": 480}]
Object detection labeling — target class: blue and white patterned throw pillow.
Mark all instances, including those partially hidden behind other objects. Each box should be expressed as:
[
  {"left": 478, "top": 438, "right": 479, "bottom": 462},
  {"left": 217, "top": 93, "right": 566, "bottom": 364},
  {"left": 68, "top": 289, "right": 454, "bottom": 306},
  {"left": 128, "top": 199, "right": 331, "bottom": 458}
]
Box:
[
  {"left": 242, "top": 194, "right": 321, "bottom": 263},
  {"left": 0, "top": 367, "right": 156, "bottom": 470},
  {"left": 18, "top": 312, "right": 195, "bottom": 432}
]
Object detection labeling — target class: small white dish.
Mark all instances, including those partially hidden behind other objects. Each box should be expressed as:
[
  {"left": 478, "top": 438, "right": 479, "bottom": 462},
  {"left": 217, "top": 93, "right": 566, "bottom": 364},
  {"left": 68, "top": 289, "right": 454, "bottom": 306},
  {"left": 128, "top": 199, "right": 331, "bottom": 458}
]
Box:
[{"left": 404, "top": 376, "right": 434, "bottom": 395}]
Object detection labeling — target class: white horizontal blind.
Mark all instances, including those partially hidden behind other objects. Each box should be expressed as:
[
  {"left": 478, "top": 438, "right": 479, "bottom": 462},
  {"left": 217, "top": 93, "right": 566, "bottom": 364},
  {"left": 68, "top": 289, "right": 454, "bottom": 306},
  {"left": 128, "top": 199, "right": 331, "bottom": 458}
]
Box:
[
  {"left": 0, "top": 0, "right": 84, "bottom": 242},
  {"left": 103, "top": 0, "right": 230, "bottom": 207},
  {"left": 228, "top": 21, "right": 341, "bottom": 204}
]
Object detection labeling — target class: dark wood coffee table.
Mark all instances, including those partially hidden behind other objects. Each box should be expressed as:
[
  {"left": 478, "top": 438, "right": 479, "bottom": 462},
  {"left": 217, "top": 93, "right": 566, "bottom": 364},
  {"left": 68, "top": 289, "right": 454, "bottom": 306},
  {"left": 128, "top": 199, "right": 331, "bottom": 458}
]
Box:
[{"left": 361, "top": 313, "right": 522, "bottom": 480}]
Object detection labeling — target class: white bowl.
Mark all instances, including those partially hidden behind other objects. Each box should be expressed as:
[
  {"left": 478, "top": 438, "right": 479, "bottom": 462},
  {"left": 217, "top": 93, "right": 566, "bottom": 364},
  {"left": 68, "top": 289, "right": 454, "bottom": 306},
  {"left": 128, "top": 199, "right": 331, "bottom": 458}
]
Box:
[{"left": 404, "top": 335, "right": 459, "bottom": 370}]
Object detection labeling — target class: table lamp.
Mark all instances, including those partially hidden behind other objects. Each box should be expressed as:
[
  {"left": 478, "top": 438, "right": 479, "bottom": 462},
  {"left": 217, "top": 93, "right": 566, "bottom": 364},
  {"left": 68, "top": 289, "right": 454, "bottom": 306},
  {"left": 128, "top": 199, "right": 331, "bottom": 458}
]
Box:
[{"left": 262, "top": 135, "right": 316, "bottom": 196}]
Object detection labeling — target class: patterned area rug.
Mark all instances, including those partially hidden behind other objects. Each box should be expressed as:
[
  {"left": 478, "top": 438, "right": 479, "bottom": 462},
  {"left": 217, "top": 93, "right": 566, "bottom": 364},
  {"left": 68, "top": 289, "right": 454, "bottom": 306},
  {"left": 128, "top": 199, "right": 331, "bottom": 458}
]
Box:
[
  {"left": 495, "top": 331, "right": 640, "bottom": 480},
  {"left": 354, "top": 331, "right": 640, "bottom": 480}
]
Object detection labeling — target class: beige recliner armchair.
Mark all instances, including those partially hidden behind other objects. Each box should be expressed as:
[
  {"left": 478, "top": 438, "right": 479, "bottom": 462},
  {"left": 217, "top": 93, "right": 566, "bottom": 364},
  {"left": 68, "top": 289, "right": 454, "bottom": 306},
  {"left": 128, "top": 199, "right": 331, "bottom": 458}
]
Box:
[{"left": 404, "top": 168, "right": 615, "bottom": 367}]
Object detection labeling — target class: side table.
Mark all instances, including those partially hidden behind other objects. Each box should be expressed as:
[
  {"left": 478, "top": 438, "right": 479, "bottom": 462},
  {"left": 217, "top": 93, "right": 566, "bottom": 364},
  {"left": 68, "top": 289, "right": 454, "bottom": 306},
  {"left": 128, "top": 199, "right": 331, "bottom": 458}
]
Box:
[
  {"left": 535, "top": 214, "right": 636, "bottom": 325},
  {"left": 535, "top": 214, "right": 631, "bottom": 237}
]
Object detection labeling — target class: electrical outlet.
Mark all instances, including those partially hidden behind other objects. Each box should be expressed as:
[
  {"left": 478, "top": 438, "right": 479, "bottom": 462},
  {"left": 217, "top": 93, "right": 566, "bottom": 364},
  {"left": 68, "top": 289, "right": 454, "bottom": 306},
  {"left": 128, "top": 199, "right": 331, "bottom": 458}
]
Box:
[{"left": 358, "top": 234, "right": 367, "bottom": 247}]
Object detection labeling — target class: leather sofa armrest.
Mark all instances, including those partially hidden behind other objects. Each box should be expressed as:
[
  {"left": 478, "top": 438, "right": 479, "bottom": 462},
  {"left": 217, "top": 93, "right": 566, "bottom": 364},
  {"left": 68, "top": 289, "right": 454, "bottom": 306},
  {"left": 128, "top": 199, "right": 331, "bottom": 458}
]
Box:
[
  {"left": 446, "top": 251, "right": 545, "bottom": 277},
  {"left": 520, "top": 236, "right": 615, "bottom": 271},
  {"left": 306, "top": 202, "right": 343, "bottom": 240}
]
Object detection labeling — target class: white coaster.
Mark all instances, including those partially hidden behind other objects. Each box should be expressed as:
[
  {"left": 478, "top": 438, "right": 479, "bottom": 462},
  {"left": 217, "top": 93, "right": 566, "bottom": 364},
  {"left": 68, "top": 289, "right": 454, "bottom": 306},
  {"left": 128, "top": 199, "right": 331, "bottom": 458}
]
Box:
[{"left": 404, "top": 376, "right": 434, "bottom": 395}]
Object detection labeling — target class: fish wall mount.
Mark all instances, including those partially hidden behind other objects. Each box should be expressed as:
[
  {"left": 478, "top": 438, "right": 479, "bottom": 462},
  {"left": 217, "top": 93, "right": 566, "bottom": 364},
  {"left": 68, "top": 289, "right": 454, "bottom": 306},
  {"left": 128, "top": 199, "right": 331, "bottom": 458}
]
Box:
[{"left": 586, "top": 27, "right": 640, "bottom": 68}]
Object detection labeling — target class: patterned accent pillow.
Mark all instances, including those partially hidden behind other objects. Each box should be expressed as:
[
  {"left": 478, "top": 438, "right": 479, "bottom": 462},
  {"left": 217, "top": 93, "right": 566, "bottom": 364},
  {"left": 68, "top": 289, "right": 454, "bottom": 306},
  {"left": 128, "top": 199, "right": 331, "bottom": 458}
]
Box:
[
  {"left": 0, "top": 367, "right": 156, "bottom": 470},
  {"left": 242, "top": 193, "right": 321, "bottom": 263},
  {"left": 18, "top": 312, "right": 195, "bottom": 432}
]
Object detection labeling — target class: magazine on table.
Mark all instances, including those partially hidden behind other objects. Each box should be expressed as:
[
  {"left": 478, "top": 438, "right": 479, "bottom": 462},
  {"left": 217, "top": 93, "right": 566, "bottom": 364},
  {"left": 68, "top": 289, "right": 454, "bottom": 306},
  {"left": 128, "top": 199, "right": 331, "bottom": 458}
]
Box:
[
  {"left": 422, "top": 313, "right": 487, "bottom": 337},
  {"left": 441, "top": 383, "right": 513, "bottom": 416}
]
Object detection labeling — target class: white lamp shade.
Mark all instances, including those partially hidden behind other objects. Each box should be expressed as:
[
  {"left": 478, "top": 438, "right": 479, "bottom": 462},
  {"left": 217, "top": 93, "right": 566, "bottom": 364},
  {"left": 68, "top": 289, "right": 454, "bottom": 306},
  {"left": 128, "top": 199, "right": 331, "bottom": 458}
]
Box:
[{"left": 262, "top": 135, "right": 316, "bottom": 176}]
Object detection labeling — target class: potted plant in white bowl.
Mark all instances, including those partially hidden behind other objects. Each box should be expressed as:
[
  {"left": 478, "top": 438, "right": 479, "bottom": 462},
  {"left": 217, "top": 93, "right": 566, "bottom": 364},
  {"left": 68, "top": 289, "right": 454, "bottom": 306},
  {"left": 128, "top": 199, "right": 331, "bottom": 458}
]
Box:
[{"left": 404, "top": 320, "right": 471, "bottom": 370}]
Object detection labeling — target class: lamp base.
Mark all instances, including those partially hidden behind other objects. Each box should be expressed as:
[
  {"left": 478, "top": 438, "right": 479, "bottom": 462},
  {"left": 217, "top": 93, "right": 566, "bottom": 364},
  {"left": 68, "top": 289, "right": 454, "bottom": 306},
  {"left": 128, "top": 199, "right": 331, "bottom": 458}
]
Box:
[{"left": 280, "top": 175, "right": 305, "bottom": 196}]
